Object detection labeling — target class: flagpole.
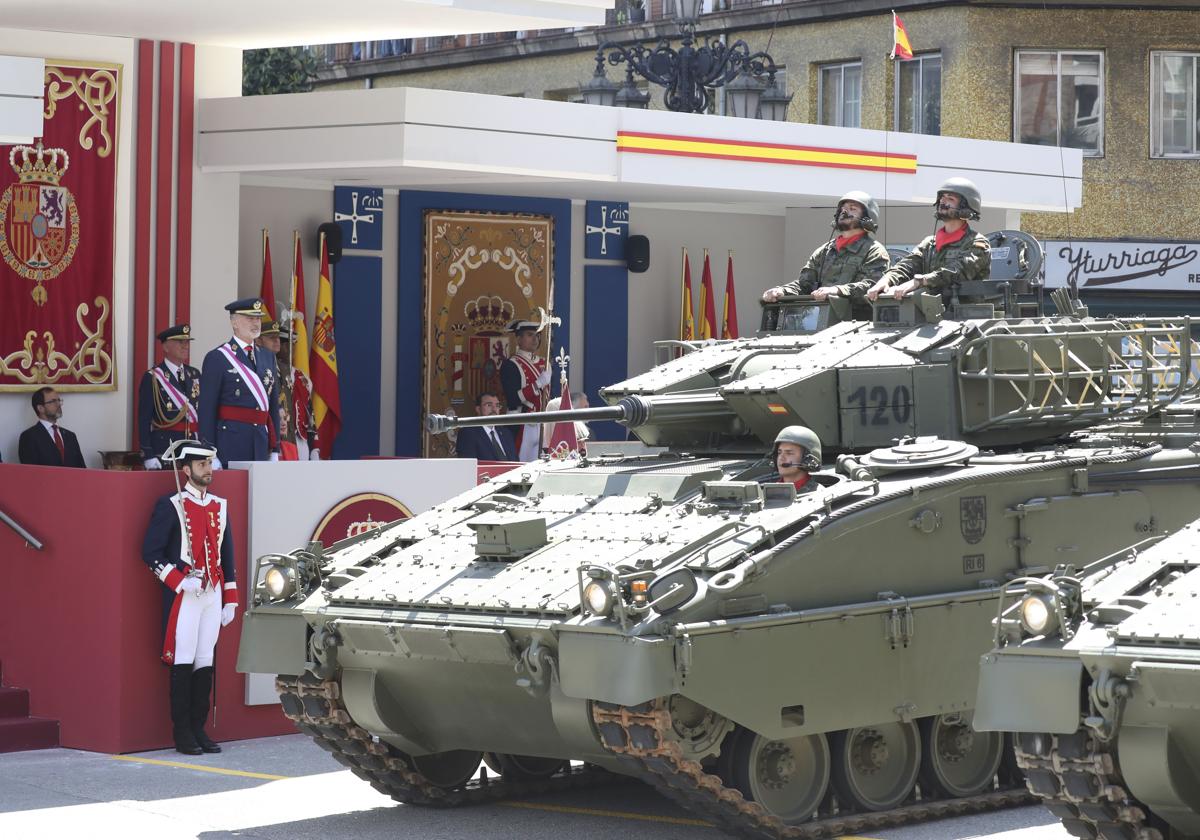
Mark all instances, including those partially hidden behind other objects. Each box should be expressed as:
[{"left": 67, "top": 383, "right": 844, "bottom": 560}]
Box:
[{"left": 290, "top": 230, "right": 298, "bottom": 326}]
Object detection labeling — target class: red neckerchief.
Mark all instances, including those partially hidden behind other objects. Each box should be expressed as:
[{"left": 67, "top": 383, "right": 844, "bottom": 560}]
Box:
[
  {"left": 935, "top": 225, "right": 968, "bottom": 252},
  {"left": 835, "top": 230, "right": 867, "bottom": 252}
]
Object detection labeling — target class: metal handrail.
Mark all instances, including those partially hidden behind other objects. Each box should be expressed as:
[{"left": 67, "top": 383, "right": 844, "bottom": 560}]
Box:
[{"left": 0, "top": 509, "right": 43, "bottom": 550}]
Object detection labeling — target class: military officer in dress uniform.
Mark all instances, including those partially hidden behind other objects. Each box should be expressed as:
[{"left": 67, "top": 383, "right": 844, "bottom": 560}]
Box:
[
  {"left": 761, "top": 191, "right": 890, "bottom": 319},
  {"left": 198, "top": 298, "right": 281, "bottom": 468},
  {"left": 137, "top": 324, "right": 201, "bottom": 470},
  {"left": 275, "top": 321, "right": 320, "bottom": 461},
  {"left": 500, "top": 318, "right": 552, "bottom": 462},
  {"left": 141, "top": 440, "right": 238, "bottom": 755}
]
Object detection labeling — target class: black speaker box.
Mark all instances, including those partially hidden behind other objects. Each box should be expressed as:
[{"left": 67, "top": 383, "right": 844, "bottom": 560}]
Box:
[
  {"left": 626, "top": 234, "right": 649, "bottom": 273},
  {"left": 317, "top": 222, "right": 343, "bottom": 264}
]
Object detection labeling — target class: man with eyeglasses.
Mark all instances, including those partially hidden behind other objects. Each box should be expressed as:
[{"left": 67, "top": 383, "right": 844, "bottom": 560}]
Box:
[{"left": 18, "top": 386, "right": 86, "bottom": 468}]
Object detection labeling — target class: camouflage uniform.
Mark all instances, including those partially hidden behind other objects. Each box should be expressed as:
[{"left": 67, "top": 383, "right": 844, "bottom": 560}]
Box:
[
  {"left": 877, "top": 226, "right": 991, "bottom": 296},
  {"left": 782, "top": 235, "right": 890, "bottom": 318}
]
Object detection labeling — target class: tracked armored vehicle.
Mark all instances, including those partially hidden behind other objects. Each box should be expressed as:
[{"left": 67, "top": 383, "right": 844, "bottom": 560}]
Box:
[
  {"left": 239, "top": 287, "right": 1200, "bottom": 838},
  {"left": 976, "top": 499, "right": 1200, "bottom": 840}
]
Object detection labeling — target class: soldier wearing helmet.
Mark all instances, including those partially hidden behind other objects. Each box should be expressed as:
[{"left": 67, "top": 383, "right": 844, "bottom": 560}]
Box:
[
  {"left": 866, "top": 177, "right": 991, "bottom": 302},
  {"left": 771, "top": 425, "right": 822, "bottom": 492},
  {"left": 762, "top": 191, "right": 890, "bottom": 317}
]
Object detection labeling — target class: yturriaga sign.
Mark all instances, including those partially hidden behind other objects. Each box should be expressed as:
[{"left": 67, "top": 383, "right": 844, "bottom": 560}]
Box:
[{"left": 1044, "top": 239, "right": 1200, "bottom": 291}]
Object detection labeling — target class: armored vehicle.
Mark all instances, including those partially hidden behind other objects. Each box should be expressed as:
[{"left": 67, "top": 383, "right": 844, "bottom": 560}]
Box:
[
  {"left": 976, "top": 507, "right": 1200, "bottom": 840},
  {"left": 239, "top": 289, "right": 1200, "bottom": 838}
]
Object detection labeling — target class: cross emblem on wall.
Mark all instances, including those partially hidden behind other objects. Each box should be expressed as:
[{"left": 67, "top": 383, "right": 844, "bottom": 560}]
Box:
[
  {"left": 333, "top": 191, "right": 376, "bottom": 245},
  {"left": 585, "top": 205, "right": 624, "bottom": 255}
]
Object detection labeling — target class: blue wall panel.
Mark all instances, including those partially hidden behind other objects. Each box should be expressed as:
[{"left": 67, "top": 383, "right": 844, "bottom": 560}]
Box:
[
  {"left": 396, "top": 191, "right": 572, "bottom": 456},
  {"left": 331, "top": 254, "right": 381, "bottom": 459},
  {"left": 583, "top": 265, "right": 629, "bottom": 441}
]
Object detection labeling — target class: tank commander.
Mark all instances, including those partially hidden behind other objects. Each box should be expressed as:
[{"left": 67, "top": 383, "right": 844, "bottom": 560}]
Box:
[
  {"left": 866, "top": 177, "right": 991, "bottom": 302},
  {"left": 500, "top": 318, "right": 552, "bottom": 462},
  {"left": 771, "top": 425, "right": 822, "bottom": 494},
  {"left": 141, "top": 440, "right": 238, "bottom": 755},
  {"left": 761, "top": 191, "right": 890, "bottom": 316},
  {"left": 138, "top": 324, "right": 200, "bottom": 470}
]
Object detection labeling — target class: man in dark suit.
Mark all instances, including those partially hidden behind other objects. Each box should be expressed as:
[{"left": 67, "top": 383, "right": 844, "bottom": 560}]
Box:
[
  {"left": 138, "top": 324, "right": 201, "bottom": 470},
  {"left": 455, "top": 391, "right": 517, "bottom": 461},
  {"left": 18, "top": 387, "right": 86, "bottom": 468},
  {"left": 198, "top": 298, "right": 281, "bottom": 468}
]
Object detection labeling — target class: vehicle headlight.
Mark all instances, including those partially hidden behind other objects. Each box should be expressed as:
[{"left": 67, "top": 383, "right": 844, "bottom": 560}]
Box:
[
  {"left": 263, "top": 564, "right": 296, "bottom": 601},
  {"left": 1019, "top": 593, "right": 1059, "bottom": 636},
  {"left": 583, "top": 580, "right": 615, "bottom": 617}
]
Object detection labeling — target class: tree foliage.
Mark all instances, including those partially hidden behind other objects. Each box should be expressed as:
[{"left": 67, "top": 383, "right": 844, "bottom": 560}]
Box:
[{"left": 243, "top": 47, "right": 318, "bottom": 96}]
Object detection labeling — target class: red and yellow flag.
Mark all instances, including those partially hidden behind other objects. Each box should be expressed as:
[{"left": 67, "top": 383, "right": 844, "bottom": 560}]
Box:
[
  {"left": 721, "top": 251, "right": 739, "bottom": 340},
  {"left": 310, "top": 232, "right": 342, "bottom": 451},
  {"left": 698, "top": 250, "right": 718, "bottom": 341},
  {"left": 547, "top": 389, "right": 579, "bottom": 459},
  {"left": 291, "top": 232, "right": 311, "bottom": 381},
  {"left": 680, "top": 248, "right": 696, "bottom": 343},
  {"left": 892, "top": 11, "right": 914, "bottom": 60},
  {"left": 260, "top": 229, "right": 276, "bottom": 319}
]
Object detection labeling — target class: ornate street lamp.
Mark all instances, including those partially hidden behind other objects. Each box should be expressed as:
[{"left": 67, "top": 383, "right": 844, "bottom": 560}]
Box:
[
  {"left": 758, "top": 74, "right": 794, "bottom": 122},
  {"left": 614, "top": 67, "right": 651, "bottom": 109},
  {"left": 580, "top": 0, "right": 788, "bottom": 116}
]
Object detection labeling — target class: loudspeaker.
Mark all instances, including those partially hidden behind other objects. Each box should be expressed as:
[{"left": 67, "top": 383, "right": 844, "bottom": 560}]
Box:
[
  {"left": 317, "top": 222, "right": 343, "bottom": 264},
  {"left": 626, "top": 234, "right": 649, "bottom": 273}
]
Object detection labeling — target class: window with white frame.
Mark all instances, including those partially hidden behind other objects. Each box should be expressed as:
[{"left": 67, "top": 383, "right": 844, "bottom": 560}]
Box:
[
  {"left": 819, "top": 61, "right": 862, "bottom": 127},
  {"left": 895, "top": 53, "right": 941, "bottom": 135},
  {"left": 1015, "top": 50, "right": 1104, "bottom": 156},
  {"left": 1151, "top": 52, "right": 1200, "bottom": 157}
]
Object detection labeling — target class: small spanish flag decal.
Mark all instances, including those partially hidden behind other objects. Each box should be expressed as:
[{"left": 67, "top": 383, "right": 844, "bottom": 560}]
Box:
[
  {"left": 768, "top": 403, "right": 790, "bottom": 415},
  {"left": 616, "top": 132, "right": 918, "bottom": 174}
]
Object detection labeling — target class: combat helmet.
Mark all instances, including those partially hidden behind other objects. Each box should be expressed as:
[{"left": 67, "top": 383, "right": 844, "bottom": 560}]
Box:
[
  {"left": 772, "top": 425, "right": 822, "bottom": 470},
  {"left": 934, "top": 177, "right": 982, "bottom": 221},
  {"left": 834, "top": 190, "right": 880, "bottom": 233}
]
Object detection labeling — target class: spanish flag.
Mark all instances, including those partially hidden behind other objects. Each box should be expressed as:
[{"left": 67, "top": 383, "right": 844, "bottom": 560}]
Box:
[
  {"left": 892, "top": 11, "right": 914, "bottom": 61},
  {"left": 259, "top": 229, "right": 276, "bottom": 319},
  {"left": 680, "top": 248, "right": 696, "bottom": 344},
  {"left": 310, "top": 231, "right": 342, "bottom": 452},
  {"left": 721, "top": 251, "right": 739, "bottom": 340},
  {"left": 698, "top": 249, "right": 718, "bottom": 341}
]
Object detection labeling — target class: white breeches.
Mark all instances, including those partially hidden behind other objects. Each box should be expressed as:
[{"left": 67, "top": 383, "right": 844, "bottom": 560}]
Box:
[
  {"left": 174, "top": 586, "right": 221, "bottom": 668},
  {"left": 517, "top": 422, "right": 540, "bottom": 461}
]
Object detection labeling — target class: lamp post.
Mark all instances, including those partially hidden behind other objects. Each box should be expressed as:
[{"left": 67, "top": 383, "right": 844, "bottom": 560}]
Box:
[{"left": 581, "top": 0, "right": 791, "bottom": 117}]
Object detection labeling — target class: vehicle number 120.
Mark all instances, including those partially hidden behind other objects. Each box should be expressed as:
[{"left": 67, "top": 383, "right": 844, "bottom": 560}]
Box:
[{"left": 847, "top": 385, "right": 912, "bottom": 426}]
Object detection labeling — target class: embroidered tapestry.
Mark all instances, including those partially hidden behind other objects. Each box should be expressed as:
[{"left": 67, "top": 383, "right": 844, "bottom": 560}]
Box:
[
  {"left": 0, "top": 61, "right": 120, "bottom": 390},
  {"left": 422, "top": 210, "right": 554, "bottom": 457}
]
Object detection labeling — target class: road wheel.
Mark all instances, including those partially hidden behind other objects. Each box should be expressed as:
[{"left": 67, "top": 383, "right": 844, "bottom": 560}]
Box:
[
  {"left": 831, "top": 722, "right": 921, "bottom": 811},
  {"left": 411, "top": 749, "right": 483, "bottom": 788},
  {"left": 730, "top": 730, "right": 831, "bottom": 824},
  {"left": 918, "top": 712, "right": 1003, "bottom": 798}
]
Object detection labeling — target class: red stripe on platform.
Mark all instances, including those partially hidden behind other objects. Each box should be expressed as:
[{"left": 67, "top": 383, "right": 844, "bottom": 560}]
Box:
[
  {"left": 175, "top": 43, "right": 195, "bottom": 326},
  {"left": 618, "top": 145, "right": 913, "bottom": 174},
  {"left": 616, "top": 130, "right": 918, "bottom": 162},
  {"left": 132, "top": 39, "right": 155, "bottom": 451},
  {"left": 154, "top": 41, "right": 176, "bottom": 362}
]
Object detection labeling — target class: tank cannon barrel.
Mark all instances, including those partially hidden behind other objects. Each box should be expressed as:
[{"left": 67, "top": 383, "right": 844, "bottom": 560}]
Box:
[{"left": 427, "top": 392, "right": 733, "bottom": 435}]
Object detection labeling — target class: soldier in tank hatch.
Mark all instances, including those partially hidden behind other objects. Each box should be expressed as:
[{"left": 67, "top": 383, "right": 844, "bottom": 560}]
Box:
[
  {"left": 762, "top": 190, "right": 890, "bottom": 319},
  {"left": 771, "top": 425, "right": 822, "bottom": 494},
  {"left": 866, "top": 177, "right": 991, "bottom": 302},
  {"left": 137, "top": 324, "right": 201, "bottom": 470}
]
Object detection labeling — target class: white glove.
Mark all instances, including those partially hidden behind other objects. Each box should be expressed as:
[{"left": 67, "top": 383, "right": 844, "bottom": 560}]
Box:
[
  {"left": 143, "top": 457, "right": 162, "bottom": 471},
  {"left": 180, "top": 576, "right": 202, "bottom": 594},
  {"left": 309, "top": 449, "right": 321, "bottom": 461},
  {"left": 221, "top": 604, "right": 237, "bottom": 627},
  {"left": 212, "top": 459, "right": 223, "bottom": 471},
  {"left": 268, "top": 452, "right": 280, "bottom": 462},
  {"left": 535, "top": 370, "right": 552, "bottom": 389}
]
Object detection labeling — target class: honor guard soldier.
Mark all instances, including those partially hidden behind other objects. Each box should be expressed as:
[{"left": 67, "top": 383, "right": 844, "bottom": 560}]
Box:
[
  {"left": 275, "top": 321, "right": 320, "bottom": 461},
  {"left": 198, "top": 298, "right": 282, "bottom": 468},
  {"left": 137, "top": 324, "right": 201, "bottom": 470},
  {"left": 500, "top": 318, "right": 552, "bottom": 462},
  {"left": 867, "top": 177, "right": 991, "bottom": 302},
  {"left": 762, "top": 191, "right": 890, "bottom": 319},
  {"left": 141, "top": 440, "right": 238, "bottom": 755}
]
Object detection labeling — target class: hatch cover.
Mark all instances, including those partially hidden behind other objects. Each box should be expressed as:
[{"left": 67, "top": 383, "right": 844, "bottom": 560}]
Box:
[{"left": 860, "top": 437, "right": 978, "bottom": 472}]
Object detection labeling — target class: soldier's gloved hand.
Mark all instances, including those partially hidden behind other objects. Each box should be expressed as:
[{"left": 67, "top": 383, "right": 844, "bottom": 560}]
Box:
[
  {"left": 535, "top": 370, "right": 552, "bottom": 389},
  {"left": 180, "top": 576, "right": 202, "bottom": 594},
  {"left": 221, "top": 604, "right": 237, "bottom": 627},
  {"left": 309, "top": 449, "right": 321, "bottom": 461},
  {"left": 268, "top": 452, "right": 280, "bottom": 462},
  {"left": 143, "top": 457, "right": 162, "bottom": 471}
]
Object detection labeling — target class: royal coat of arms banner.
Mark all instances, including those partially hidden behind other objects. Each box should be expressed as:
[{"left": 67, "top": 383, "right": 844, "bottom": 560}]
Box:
[
  {"left": 0, "top": 61, "right": 120, "bottom": 390},
  {"left": 423, "top": 210, "right": 553, "bottom": 457}
]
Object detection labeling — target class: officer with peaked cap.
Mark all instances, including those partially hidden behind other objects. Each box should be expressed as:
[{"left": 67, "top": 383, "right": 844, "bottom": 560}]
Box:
[
  {"left": 198, "top": 298, "right": 282, "bottom": 468},
  {"left": 866, "top": 177, "right": 991, "bottom": 302},
  {"left": 141, "top": 439, "right": 238, "bottom": 755},
  {"left": 138, "top": 324, "right": 202, "bottom": 470},
  {"left": 500, "top": 317, "right": 552, "bottom": 462},
  {"left": 762, "top": 191, "right": 890, "bottom": 319}
]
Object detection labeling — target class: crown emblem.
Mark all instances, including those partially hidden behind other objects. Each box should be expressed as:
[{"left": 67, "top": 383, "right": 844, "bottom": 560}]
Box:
[
  {"left": 464, "top": 295, "right": 515, "bottom": 333},
  {"left": 253, "top": 300, "right": 263, "bottom": 311},
  {"left": 9, "top": 142, "right": 70, "bottom": 186},
  {"left": 182, "top": 325, "right": 190, "bottom": 334}
]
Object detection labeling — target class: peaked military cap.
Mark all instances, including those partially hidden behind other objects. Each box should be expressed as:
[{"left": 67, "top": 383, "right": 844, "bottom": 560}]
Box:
[
  {"left": 225, "top": 297, "right": 266, "bottom": 317},
  {"left": 156, "top": 324, "right": 194, "bottom": 342},
  {"left": 260, "top": 318, "right": 280, "bottom": 337},
  {"left": 162, "top": 439, "right": 218, "bottom": 465}
]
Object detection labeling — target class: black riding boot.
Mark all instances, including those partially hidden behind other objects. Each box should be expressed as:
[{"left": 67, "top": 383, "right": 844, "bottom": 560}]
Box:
[
  {"left": 190, "top": 666, "right": 221, "bottom": 753},
  {"left": 170, "top": 665, "right": 202, "bottom": 755}
]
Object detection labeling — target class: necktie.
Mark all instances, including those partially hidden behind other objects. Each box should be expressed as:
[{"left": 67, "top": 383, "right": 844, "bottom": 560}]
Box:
[
  {"left": 246, "top": 345, "right": 256, "bottom": 366},
  {"left": 52, "top": 425, "right": 65, "bottom": 463},
  {"left": 488, "top": 428, "right": 505, "bottom": 460}
]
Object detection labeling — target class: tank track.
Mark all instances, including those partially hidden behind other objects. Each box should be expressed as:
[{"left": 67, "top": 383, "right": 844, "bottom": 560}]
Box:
[
  {"left": 1015, "top": 729, "right": 1163, "bottom": 840},
  {"left": 276, "top": 674, "right": 617, "bottom": 806},
  {"left": 591, "top": 698, "right": 1035, "bottom": 839}
]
